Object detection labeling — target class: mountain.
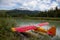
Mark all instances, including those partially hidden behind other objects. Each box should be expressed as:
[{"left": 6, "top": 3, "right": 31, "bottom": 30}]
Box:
[
  {"left": 6, "top": 9, "right": 40, "bottom": 17},
  {"left": 0, "top": 7, "right": 60, "bottom": 17}
]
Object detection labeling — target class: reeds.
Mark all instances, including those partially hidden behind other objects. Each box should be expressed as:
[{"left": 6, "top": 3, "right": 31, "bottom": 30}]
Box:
[{"left": 0, "top": 17, "right": 55, "bottom": 40}]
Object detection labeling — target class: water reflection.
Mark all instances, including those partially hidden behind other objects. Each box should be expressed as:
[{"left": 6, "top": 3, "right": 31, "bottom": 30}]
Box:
[{"left": 15, "top": 19, "right": 60, "bottom": 39}]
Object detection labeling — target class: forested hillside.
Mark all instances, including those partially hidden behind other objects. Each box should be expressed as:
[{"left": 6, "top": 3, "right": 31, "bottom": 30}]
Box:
[{"left": 0, "top": 7, "right": 60, "bottom": 17}]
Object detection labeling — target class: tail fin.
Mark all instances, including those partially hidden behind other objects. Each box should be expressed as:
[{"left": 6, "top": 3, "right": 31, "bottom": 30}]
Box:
[{"left": 47, "top": 26, "right": 56, "bottom": 37}]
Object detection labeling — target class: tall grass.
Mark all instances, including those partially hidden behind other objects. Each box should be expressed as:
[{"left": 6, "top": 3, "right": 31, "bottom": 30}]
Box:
[
  {"left": 0, "top": 17, "right": 52, "bottom": 40},
  {"left": 0, "top": 17, "right": 19, "bottom": 40}
]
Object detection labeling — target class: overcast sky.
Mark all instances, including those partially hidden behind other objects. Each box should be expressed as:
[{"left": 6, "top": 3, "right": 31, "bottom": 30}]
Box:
[{"left": 0, "top": 0, "right": 60, "bottom": 11}]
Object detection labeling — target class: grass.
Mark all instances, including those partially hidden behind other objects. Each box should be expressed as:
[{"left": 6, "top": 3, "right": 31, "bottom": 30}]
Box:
[
  {"left": 0, "top": 17, "right": 18, "bottom": 40},
  {"left": 0, "top": 17, "right": 60, "bottom": 40}
]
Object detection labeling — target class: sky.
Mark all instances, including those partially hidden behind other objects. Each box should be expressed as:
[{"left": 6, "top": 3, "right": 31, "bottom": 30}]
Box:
[{"left": 0, "top": 0, "right": 60, "bottom": 11}]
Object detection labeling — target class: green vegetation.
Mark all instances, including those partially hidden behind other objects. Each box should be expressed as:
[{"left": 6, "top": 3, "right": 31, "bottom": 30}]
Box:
[
  {"left": 0, "top": 7, "right": 60, "bottom": 17},
  {"left": 0, "top": 17, "right": 18, "bottom": 40},
  {"left": 0, "top": 17, "right": 51, "bottom": 40},
  {"left": 0, "top": 7, "right": 60, "bottom": 40}
]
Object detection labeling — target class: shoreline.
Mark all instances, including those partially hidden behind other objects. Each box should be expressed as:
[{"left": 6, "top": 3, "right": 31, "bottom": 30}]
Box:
[{"left": 0, "top": 17, "right": 60, "bottom": 21}]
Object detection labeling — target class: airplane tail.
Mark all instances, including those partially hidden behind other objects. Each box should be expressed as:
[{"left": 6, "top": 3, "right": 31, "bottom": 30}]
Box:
[{"left": 47, "top": 26, "right": 56, "bottom": 37}]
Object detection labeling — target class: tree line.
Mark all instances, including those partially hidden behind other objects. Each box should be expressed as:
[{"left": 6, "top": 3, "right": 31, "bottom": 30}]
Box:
[{"left": 0, "top": 7, "right": 60, "bottom": 17}]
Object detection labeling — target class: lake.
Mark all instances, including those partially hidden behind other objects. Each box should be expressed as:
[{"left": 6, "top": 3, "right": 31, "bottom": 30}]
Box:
[{"left": 14, "top": 18, "right": 60, "bottom": 37}]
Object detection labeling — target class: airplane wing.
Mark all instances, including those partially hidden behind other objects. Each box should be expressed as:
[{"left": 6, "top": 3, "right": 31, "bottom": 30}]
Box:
[
  {"left": 12, "top": 25, "right": 36, "bottom": 32},
  {"left": 37, "top": 22, "right": 49, "bottom": 26},
  {"left": 11, "top": 22, "right": 49, "bottom": 32}
]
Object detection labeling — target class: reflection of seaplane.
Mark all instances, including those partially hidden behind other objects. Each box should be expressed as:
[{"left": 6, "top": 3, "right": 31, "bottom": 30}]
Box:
[{"left": 11, "top": 22, "right": 56, "bottom": 37}]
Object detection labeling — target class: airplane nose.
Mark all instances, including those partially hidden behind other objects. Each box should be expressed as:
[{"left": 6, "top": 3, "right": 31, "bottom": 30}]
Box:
[{"left": 11, "top": 28, "right": 16, "bottom": 32}]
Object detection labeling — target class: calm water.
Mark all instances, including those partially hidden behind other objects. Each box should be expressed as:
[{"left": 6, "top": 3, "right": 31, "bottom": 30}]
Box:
[{"left": 15, "top": 19, "right": 60, "bottom": 37}]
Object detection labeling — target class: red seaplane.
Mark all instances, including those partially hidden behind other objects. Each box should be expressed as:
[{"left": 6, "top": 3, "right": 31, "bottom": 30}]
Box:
[{"left": 11, "top": 22, "right": 56, "bottom": 37}]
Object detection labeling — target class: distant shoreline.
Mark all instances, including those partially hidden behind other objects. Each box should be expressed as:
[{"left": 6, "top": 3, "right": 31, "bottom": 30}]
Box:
[
  {"left": 28, "top": 17, "right": 60, "bottom": 20},
  {"left": 13, "top": 17, "right": 60, "bottom": 21},
  {"left": 0, "top": 17, "right": 60, "bottom": 21}
]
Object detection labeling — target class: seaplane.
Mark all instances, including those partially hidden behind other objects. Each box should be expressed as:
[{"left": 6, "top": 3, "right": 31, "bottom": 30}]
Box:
[{"left": 11, "top": 22, "right": 56, "bottom": 37}]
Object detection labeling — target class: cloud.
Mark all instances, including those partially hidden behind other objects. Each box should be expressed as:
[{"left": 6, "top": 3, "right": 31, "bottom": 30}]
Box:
[
  {"left": 0, "top": 0, "right": 16, "bottom": 10},
  {"left": 39, "top": 4, "right": 49, "bottom": 11},
  {"left": 41, "top": 0, "right": 51, "bottom": 3},
  {"left": 0, "top": 0, "right": 60, "bottom": 11},
  {"left": 21, "top": 0, "right": 37, "bottom": 10},
  {"left": 56, "top": 0, "right": 60, "bottom": 2},
  {"left": 50, "top": 1, "right": 59, "bottom": 10},
  {"left": 20, "top": 0, "right": 59, "bottom": 11}
]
